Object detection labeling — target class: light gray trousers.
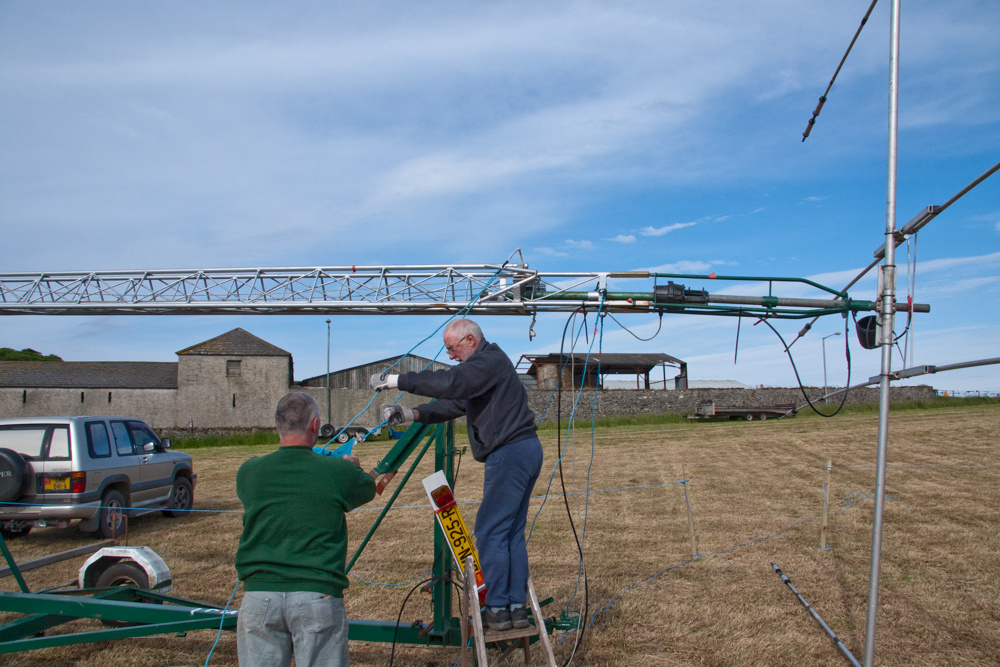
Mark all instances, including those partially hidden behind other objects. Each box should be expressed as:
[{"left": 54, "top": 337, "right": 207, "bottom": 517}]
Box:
[{"left": 237, "top": 591, "right": 349, "bottom": 667}]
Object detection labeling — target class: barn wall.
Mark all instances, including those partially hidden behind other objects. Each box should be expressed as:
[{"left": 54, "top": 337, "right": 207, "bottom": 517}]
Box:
[{"left": 0, "top": 388, "right": 178, "bottom": 428}]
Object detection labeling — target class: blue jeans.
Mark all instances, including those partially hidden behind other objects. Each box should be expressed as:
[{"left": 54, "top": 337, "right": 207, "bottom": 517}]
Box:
[
  {"left": 237, "top": 591, "right": 349, "bottom": 667},
  {"left": 474, "top": 436, "right": 543, "bottom": 608}
]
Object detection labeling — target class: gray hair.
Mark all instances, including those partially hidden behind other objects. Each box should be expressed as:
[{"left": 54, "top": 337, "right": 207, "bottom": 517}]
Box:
[
  {"left": 444, "top": 318, "right": 483, "bottom": 342},
  {"left": 275, "top": 392, "right": 320, "bottom": 436}
]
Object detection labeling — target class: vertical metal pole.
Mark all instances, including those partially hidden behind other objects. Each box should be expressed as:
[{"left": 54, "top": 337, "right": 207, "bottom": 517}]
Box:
[
  {"left": 822, "top": 336, "right": 829, "bottom": 403},
  {"left": 864, "top": 1, "right": 901, "bottom": 664},
  {"left": 820, "top": 459, "right": 831, "bottom": 550},
  {"left": 432, "top": 422, "right": 456, "bottom": 640},
  {"left": 325, "top": 319, "right": 332, "bottom": 426}
]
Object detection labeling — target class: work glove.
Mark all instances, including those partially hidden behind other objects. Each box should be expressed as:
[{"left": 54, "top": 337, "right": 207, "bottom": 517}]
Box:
[
  {"left": 382, "top": 404, "right": 414, "bottom": 426},
  {"left": 369, "top": 373, "right": 399, "bottom": 391}
]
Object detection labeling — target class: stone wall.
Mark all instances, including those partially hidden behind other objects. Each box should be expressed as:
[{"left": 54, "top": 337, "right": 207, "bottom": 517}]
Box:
[
  {"left": 176, "top": 355, "right": 291, "bottom": 429},
  {"left": 0, "top": 381, "right": 937, "bottom": 434},
  {"left": 0, "top": 388, "right": 179, "bottom": 429},
  {"left": 525, "top": 385, "right": 937, "bottom": 422}
]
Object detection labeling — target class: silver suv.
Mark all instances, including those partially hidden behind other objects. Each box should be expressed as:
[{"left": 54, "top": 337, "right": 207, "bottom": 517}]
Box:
[{"left": 0, "top": 416, "right": 196, "bottom": 539}]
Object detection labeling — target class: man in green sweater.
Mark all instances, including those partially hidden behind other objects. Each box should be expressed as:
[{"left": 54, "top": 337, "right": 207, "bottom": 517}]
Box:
[{"left": 235, "top": 392, "right": 376, "bottom": 667}]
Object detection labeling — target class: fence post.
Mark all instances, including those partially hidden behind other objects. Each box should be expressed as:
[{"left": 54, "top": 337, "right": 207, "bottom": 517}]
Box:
[
  {"left": 677, "top": 463, "right": 699, "bottom": 559},
  {"left": 820, "top": 459, "right": 831, "bottom": 551}
]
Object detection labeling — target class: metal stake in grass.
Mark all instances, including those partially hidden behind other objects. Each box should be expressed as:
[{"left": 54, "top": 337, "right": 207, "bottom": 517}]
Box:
[
  {"left": 772, "top": 563, "right": 861, "bottom": 667},
  {"left": 820, "top": 459, "right": 832, "bottom": 551}
]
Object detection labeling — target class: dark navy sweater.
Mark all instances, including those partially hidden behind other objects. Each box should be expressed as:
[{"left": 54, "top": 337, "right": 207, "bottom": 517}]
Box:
[{"left": 397, "top": 339, "right": 537, "bottom": 462}]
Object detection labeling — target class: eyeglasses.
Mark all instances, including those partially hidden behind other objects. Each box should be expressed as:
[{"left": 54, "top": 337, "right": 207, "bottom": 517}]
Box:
[{"left": 445, "top": 334, "right": 472, "bottom": 355}]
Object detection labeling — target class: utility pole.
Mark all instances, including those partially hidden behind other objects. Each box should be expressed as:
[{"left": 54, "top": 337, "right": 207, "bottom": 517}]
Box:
[
  {"left": 864, "top": 0, "right": 901, "bottom": 663},
  {"left": 326, "top": 319, "right": 332, "bottom": 427},
  {"left": 822, "top": 332, "right": 841, "bottom": 403}
]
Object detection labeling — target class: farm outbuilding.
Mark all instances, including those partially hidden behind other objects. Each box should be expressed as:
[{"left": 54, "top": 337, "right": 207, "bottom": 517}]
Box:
[
  {"left": 299, "top": 355, "right": 452, "bottom": 390},
  {"left": 516, "top": 352, "right": 688, "bottom": 390}
]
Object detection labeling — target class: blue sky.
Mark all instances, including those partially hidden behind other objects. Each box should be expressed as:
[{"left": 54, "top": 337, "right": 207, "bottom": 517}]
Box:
[{"left": 1, "top": 0, "right": 998, "bottom": 392}]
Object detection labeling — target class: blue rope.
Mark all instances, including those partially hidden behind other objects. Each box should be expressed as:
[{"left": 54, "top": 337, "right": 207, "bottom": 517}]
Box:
[
  {"left": 321, "top": 265, "right": 508, "bottom": 450},
  {"left": 567, "top": 308, "right": 604, "bottom": 609},
  {"left": 526, "top": 296, "right": 606, "bottom": 545},
  {"left": 533, "top": 317, "right": 590, "bottom": 424},
  {"left": 0, "top": 480, "right": 690, "bottom": 518},
  {"left": 204, "top": 578, "right": 240, "bottom": 666}
]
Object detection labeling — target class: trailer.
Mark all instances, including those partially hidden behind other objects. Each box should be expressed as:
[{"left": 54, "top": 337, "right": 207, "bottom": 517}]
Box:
[
  {"left": 688, "top": 400, "right": 796, "bottom": 421},
  {"left": 319, "top": 423, "right": 382, "bottom": 443}
]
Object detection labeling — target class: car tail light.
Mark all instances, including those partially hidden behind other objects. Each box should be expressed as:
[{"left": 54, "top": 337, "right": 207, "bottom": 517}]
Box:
[
  {"left": 70, "top": 471, "right": 86, "bottom": 493},
  {"left": 430, "top": 485, "right": 455, "bottom": 510}
]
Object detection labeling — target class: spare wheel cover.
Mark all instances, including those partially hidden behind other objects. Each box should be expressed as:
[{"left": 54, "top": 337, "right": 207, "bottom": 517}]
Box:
[{"left": 0, "top": 448, "right": 31, "bottom": 502}]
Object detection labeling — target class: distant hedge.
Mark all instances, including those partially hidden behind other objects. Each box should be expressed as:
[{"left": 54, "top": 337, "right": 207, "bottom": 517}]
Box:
[{"left": 0, "top": 347, "right": 63, "bottom": 362}]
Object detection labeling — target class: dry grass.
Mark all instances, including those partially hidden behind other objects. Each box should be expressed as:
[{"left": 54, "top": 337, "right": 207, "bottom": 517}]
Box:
[{"left": 2, "top": 403, "right": 999, "bottom": 666}]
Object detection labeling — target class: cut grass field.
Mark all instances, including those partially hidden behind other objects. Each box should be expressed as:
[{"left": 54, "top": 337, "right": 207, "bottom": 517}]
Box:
[{"left": 2, "top": 400, "right": 998, "bottom": 666}]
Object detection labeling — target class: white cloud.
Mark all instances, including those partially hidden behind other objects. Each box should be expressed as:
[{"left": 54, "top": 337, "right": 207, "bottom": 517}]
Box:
[
  {"left": 643, "top": 260, "right": 713, "bottom": 274},
  {"left": 803, "top": 196, "right": 824, "bottom": 202},
  {"left": 533, "top": 246, "right": 567, "bottom": 257},
  {"left": 640, "top": 222, "right": 697, "bottom": 237},
  {"left": 565, "top": 239, "right": 595, "bottom": 250},
  {"left": 609, "top": 234, "right": 635, "bottom": 244}
]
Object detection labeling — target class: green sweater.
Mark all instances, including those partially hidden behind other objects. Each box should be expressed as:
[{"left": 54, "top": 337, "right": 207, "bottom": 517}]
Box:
[{"left": 235, "top": 446, "right": 377, "bottom": 597}]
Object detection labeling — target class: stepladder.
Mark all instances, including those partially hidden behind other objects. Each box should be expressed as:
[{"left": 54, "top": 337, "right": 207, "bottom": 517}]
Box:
[{"left": 460, "top": 555, "right": 558, "bottom": 667}]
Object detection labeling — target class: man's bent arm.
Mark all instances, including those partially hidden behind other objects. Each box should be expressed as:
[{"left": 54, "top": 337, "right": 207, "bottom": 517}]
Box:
[
  {"left": 397, "top": 351, "right": 498, "bottom": 400},
  {"left": 413, "top": 398, "right": 466, "bottom": 424},
  {"left": 344, "top": 464, "right": 378, "bottom": 511}
]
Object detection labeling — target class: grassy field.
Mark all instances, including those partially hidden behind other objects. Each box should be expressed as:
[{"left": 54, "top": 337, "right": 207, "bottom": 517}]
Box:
[{"left": 2, "top": 401, "right": 998, "bottom": 666}]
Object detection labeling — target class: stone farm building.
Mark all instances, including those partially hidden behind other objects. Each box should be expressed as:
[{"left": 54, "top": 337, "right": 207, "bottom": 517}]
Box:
[{"left": 0, "top": 329, "right": 292, "bottom": 430}]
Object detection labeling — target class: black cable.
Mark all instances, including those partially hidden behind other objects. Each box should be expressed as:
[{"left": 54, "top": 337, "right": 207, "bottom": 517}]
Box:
[
  {"left": 606, "top": 311, "right": 663, "bottom": 342},
  {"left": 556, "top": 308, "right": 589, "bottom": 665},
  {"left": 388, "top": 576, "right": 460, "bottom": 667},
  {"left": 756, "top": 315, "right": 852, "bottom": 418},
  {"left": 801, "top": 0, "right": 880, "bottom": 141}
]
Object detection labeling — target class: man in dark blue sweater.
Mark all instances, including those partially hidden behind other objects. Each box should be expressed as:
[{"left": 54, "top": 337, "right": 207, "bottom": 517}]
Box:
[{"left": 371, "top": 319, "right": 543, "bottom": 631}]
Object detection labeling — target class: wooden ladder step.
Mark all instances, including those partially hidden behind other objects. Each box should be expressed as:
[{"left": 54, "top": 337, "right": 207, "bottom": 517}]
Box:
[{"left": 460, "top": 555, "right": 557, "bottom": 667}]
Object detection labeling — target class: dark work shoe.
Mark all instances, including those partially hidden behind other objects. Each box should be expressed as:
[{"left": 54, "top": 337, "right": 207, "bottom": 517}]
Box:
[
  {"left": 509, "top": 606, "right": 529, "bottom": 629},
  {"left": 482, "top": 607, "right": 513, "bottom": 632}
]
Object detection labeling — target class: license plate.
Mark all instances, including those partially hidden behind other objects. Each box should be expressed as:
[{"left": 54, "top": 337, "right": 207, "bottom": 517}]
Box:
[
  {"left": 437, "top": 504, "right": 485, "bottom": 591},
  {"left": 44, "top": 477, "right": 70, "bottom": 491}
]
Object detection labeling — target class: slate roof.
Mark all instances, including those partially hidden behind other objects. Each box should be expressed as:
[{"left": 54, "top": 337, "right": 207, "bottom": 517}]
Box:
[
  {"left": 0, "top": 362, "right": 178, "bottom": 389},
  {"left": 176, "top": 328, "right": 289, "bottom": 357}
]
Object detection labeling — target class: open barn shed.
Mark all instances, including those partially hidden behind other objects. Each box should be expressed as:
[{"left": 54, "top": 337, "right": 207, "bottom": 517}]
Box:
[{"left": 517, "top": 352, "right": 688, "bottom": 390}]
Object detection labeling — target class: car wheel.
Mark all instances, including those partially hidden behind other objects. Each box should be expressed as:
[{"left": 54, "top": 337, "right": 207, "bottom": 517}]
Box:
[
  {"left": 320, "top": 423, "right": 336, "bottom": 438},
  {"left": 0, "top": 448, "right": 31, "bottom": 502},
  {"left": 94, "top": 489, "right": 127, "bottom": 539},
  {"left": 760, "top": 414, "right": 768, "bottom": 421},
  {"left": 162, "top": 477, "right": 194, "bottom": 518},
  {"left": 336, "top": 432, "right": 350, "bottom": 444},
  {"left": 0, "top": 521, "right": 32, "bottom": 539},
  {"left": 95, "top": 562, "right": 155, "bottom": 626},
  {"left": 745, "top": 414, "right": 753, "bottom": 421}
]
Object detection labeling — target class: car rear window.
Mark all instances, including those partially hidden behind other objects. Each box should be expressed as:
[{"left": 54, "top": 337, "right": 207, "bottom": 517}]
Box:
[
  {"left": 86, "top": 421, "right": 112, "bottom": 459},
  {"left": 0, "top": 427, "right": 47, "bottom": 458},
  {"left": 0, "top": 425, "right": 72, "bottom": 460},
  {"left": 110, "top": 421, "right": 134, "bottom": 456},
  {"left": 47, "top": 427, "right": 70, "bottom": 459}
]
